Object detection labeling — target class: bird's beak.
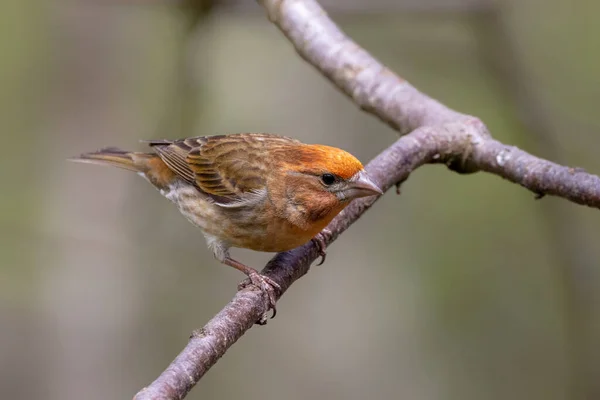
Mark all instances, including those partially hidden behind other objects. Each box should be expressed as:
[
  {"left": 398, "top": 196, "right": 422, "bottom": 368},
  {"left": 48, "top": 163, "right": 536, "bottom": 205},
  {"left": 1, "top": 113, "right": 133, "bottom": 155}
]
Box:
[{"left": 345, "top": 170, "right": 384, "bottom": 199}]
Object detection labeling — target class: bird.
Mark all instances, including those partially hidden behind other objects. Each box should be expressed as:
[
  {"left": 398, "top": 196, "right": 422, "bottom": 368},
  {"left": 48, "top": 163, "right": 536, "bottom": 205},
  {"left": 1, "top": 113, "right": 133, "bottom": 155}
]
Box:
[{"left": 70, "top": 133, "right": 383, "bottom": 318}]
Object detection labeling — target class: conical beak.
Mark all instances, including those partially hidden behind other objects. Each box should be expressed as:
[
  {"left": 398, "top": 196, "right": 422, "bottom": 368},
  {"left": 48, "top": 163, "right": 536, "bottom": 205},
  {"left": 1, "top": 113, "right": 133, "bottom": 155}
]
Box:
[{"left": 346, "top": 170, "right": 384, "bottom": 199}]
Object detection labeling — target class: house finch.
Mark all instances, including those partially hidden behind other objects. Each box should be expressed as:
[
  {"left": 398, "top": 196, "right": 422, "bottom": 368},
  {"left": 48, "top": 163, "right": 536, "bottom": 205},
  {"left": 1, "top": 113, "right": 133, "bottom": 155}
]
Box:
[{"left": 71, "top": 133, "right": 382, "bottom": 317}]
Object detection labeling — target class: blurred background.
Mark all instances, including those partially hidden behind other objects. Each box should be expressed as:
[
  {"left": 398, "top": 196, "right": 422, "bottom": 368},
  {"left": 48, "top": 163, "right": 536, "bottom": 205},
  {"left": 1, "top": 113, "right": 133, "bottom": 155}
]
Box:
[{"left": 1, "top": 0, "right": 599, "bottom": 399}]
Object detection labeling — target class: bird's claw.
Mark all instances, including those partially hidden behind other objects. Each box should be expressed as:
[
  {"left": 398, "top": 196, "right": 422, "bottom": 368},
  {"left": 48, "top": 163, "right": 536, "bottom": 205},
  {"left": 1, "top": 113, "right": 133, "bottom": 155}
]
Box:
[
  {"left": 238, "top": 272, "right": 281, "bottom": 322},
  {"left": 312, "top": 229, "right": 331, "bottom": 266}
]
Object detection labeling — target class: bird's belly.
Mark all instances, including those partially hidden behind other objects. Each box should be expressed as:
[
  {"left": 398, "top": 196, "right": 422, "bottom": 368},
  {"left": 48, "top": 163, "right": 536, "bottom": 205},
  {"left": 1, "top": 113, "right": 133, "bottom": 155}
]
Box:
[
  {"left": 235, "top": 218, "right": 317, "bottom": 252},
  {"left": 230, "top": 210, "right": 334, "bottom": 252},
  {"left": 162, "top": 182, "right": 326, "bottom": 253},
  {"left": 160, "top": 182, "right": 229, "bottom": 236}
]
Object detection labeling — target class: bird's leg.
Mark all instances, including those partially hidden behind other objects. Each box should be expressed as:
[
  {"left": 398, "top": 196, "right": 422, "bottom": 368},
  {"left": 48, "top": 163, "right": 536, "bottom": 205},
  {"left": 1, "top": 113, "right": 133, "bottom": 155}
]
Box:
[
  {"left": 223, "top": 257, "right": 281, "bottom": 320},
  {"left": 311, "top": 228, "right": 332, "bottom": 266}
]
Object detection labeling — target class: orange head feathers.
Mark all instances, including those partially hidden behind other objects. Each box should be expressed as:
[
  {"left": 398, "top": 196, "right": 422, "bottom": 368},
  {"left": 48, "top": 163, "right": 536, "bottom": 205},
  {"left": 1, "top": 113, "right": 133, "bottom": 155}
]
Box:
[{"left": 285, "top": 144, "right": 364, "bottom": 180}]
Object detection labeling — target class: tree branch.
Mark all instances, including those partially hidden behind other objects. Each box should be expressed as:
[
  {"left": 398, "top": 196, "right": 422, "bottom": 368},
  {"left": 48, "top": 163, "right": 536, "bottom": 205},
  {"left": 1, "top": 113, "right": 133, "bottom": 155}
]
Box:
[
  {"left": 470, "top": 137, "right": 600, "bottom": 207},
  {"left": 134, "top": 1, "right": 600, "bottom": 398},
  {"left": 263, "top": 0, "right": 467, "bottom": 134}
]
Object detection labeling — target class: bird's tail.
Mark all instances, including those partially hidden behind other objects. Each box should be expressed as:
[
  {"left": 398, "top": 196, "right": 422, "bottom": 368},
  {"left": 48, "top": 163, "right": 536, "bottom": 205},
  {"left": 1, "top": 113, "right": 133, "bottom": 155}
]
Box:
[
  {"left": 69, "top": 147, "right": 177, "bottom": 190},
  {"left": 68, "top": 147, "right": 153, "bottom": 173}
]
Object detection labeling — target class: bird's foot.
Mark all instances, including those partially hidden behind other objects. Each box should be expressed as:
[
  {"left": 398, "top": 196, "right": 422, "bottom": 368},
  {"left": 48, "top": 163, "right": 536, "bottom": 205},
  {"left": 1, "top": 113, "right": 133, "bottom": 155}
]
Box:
[
  {"left": 238, "top": 271, "right": 281, "bottom": 322},
  {"left": 311, "top": 229, "right": 332, "bottom": 266},
  {"left": 224, "top": 256, "right": 281, "bottom": 323}
]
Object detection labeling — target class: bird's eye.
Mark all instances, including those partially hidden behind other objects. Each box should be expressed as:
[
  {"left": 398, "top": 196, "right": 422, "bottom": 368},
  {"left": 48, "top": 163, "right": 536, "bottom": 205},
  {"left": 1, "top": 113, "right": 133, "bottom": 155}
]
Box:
[{"left": 321, "top": 173, "right": 336, "bottom": 185}]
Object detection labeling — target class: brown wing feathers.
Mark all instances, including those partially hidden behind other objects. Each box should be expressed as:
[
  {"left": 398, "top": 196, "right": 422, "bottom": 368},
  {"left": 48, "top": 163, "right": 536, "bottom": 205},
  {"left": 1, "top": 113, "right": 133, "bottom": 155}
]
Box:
[
  {"left": 146, "top": 134, "right": 298, "bottom": 201},
  {"left": 186, "top": 136, "right": 272, "bottom": 199},
  {"left": 146, "top": 137, "right": 245, "bottom": 199},
  {"left": 148, "top": 142, "right": 196, "bottom": 185}
]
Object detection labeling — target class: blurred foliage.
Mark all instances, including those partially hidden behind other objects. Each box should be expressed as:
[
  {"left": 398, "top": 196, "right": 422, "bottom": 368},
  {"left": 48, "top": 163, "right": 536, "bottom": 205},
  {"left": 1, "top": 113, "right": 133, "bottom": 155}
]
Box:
[{"left": 0, "top": 1, "right": 599, "bottom": 399}]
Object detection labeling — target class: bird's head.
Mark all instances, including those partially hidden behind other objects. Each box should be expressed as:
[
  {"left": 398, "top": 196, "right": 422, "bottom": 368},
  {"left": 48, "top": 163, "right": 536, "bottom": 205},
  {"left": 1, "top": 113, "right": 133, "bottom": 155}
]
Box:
[{"left": 273, "top": 143, "right": 383, "bottom": 229}]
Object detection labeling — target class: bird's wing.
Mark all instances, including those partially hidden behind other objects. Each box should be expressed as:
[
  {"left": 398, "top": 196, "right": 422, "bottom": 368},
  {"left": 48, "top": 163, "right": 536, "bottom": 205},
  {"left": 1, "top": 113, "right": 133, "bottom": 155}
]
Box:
[
  {"left": 145, "top": 139, "right": 196, "bottom": 185},
  {"left": 146, "top": 134, "right": 299, "bottom": 206}
]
